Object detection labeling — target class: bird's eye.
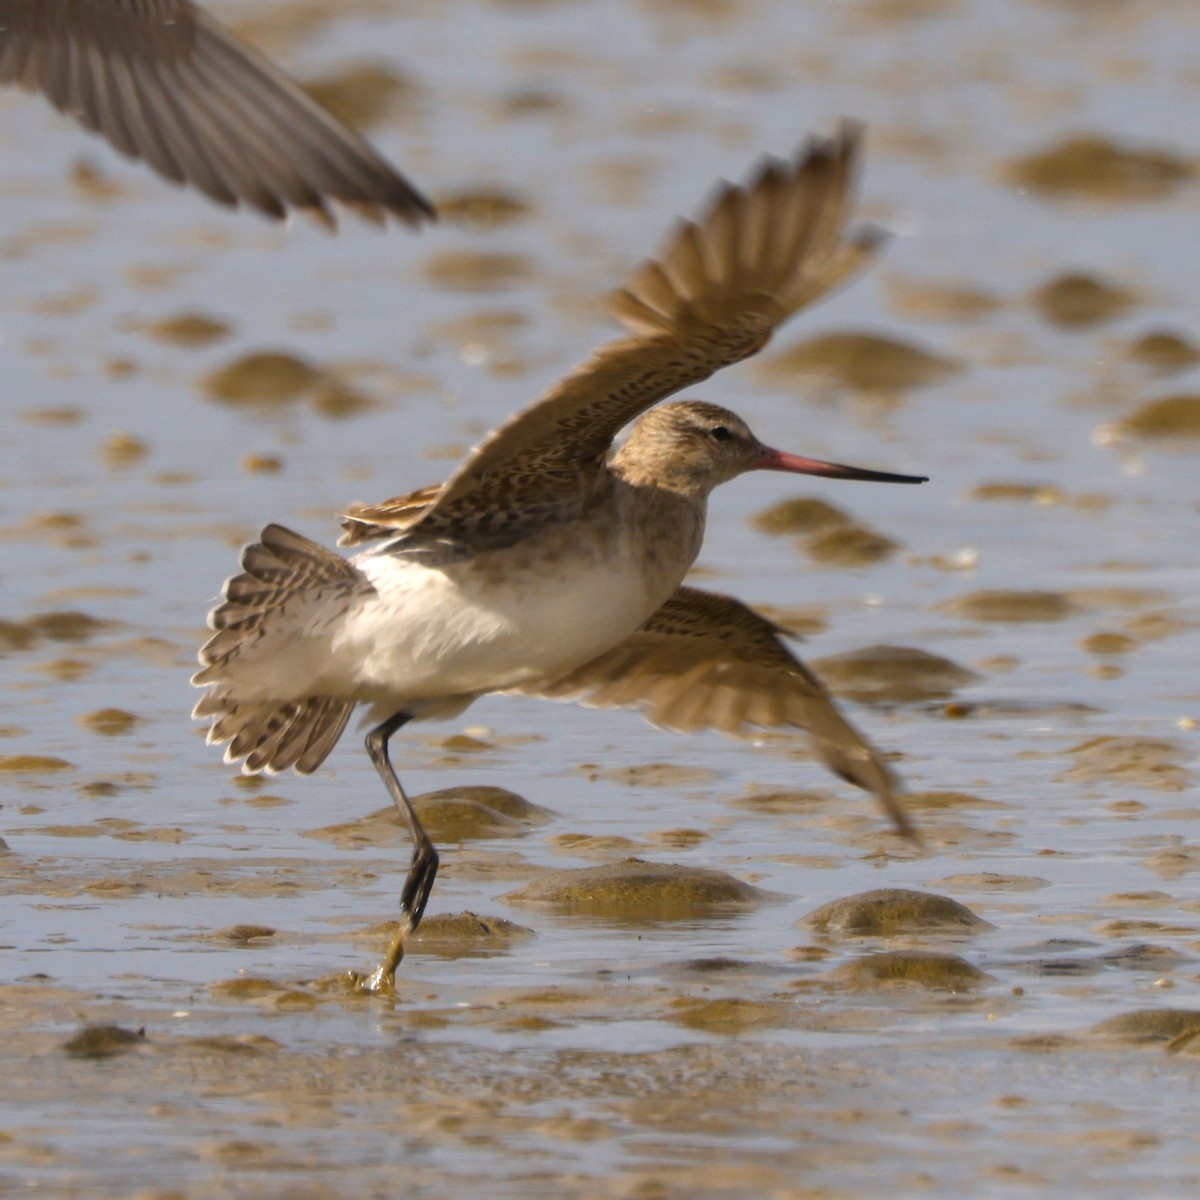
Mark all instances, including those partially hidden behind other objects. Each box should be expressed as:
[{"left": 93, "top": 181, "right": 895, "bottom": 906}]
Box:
[{"left": 710, "top": 425, "right": 732, "bottom": 442}]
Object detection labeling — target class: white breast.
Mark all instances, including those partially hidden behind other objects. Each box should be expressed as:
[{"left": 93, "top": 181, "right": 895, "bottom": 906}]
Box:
[
  {"left": 339, "top": 515, "right": 690, "bottom": 705},
  {"left": 212, "top": 487, "right": 705, "bottom": 715}
]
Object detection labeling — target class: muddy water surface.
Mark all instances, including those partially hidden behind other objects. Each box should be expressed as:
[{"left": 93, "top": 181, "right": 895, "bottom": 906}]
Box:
[{"left": 2, "top": 0, "right": 1200, "bottom": 1196}]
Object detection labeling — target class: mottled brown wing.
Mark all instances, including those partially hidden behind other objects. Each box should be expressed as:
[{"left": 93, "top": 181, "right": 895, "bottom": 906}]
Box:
[
  {"left": 402, "top": 124, "right": 881, "bottom": 537},
  {"left": 511, "top": 585, "right": 914, "bottom": 837},
  {"left": 0, "top": 0, "right": 434, "bottom": 225},
  {"left": 338, "top": 483, "right": 442, "bottom": 547}
]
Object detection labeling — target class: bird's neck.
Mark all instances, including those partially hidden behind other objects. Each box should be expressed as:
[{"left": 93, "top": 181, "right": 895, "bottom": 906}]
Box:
[
  {"left": 608, "top": 471, "right": 708, "bottom": 586},
  {"left": 609, "top": 451, "right": 713, "bottom": 503}
]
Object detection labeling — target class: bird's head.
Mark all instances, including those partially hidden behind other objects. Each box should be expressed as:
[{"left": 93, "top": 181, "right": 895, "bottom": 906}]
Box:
[{"left": 613, "top": 400, "right": 927, "bottom": 497}]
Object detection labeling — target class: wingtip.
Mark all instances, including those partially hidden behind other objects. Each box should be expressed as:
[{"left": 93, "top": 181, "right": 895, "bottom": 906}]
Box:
[
  {"left": 367, "top": 188, "right": 440, "bottom": 230},
  {"left": 407, "top": 190, "right": 439, "bottom": 226},
  {"left": 874, "top": 771, "right": 920, "bottom": 843},
  {"left": 888, "top": 798, "right": 921, "bottom": 843},
  {"left": 833, "top": 117, "right": 866, "bottom": 154},
  {"left": 856, "top": 222, "right": 890, "bottom": 254},
  {"left": 288, "top": 189, "right": 437, "bottom": 232}
]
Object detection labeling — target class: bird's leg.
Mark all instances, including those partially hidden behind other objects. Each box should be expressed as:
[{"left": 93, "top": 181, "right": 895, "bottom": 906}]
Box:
[{"left": 353, "top": 710, "right": 439, "bottom": 994}]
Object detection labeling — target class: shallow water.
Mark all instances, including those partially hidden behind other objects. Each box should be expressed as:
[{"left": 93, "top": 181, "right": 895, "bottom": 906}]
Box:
[{"left": 2, "top": 0, "right": 1200, "bottom": 1195}]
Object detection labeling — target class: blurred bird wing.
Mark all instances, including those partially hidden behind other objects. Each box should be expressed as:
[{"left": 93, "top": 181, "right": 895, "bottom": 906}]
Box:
[
  {"left": 0, "top": 0, "right": 434, "bottom": 225},
  {"left": 399, "top": 124, "right": 882, "bottom": 539},
  {"left": 510, "top": 584, "right": 914, "bottom": 837}
]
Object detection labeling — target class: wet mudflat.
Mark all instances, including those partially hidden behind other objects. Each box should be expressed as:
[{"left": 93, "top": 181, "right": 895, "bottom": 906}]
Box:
[{"left": 2, "top": 0, "right": 1200, "bottom": 1195}]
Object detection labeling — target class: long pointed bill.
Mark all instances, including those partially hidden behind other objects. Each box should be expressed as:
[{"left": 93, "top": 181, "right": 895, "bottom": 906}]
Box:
[{"left": 755, "top": 445, "right": 927, "bottom": 484}]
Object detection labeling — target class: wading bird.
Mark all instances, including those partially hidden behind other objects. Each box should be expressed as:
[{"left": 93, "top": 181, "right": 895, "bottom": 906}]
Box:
[
  {"left": 193, "top": 125, "right": 926, "bottom": 990},
  {"left": 0, "top": 0, "right": 434, "bottom": 226}
]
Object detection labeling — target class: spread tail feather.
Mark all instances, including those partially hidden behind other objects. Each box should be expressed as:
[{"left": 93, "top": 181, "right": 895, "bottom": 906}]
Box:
[
  {"left": 194, "top": 691, "right": 354, "bottom": 775},
  {"left": 192, "top": 524, "right": 362, "bottom": 774},
  {"left": 194, "top": 522, "right": 360, "bottom": 677}
]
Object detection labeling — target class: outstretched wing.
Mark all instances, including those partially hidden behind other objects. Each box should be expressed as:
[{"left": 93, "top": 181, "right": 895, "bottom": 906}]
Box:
[
  {"left": 386, "top": 124, "right": 881, "bottom": 542},
  {"left": 509, "top": 585, "right": 914, "bottom": 837},
  {"left": 0, "top": 0, "right": 434, "bottom": 226}
]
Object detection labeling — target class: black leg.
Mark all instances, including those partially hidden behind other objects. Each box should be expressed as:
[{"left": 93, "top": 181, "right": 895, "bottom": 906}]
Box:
[{"left": 355, "top": 709, "right": 439, "bottom": 993}]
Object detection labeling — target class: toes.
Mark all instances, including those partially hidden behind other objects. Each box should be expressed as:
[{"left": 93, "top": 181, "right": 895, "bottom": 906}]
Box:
[{"left": 352, "top": 964, "right": 397, "bottom": 995}]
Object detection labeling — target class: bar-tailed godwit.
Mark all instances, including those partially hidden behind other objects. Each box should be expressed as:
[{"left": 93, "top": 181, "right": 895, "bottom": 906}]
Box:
[
  {"left": 194, "top": 126, "right": 926, "bottom": 990},
  {"left": 0, "top": 0, "right": 434, "bottom": 225}
]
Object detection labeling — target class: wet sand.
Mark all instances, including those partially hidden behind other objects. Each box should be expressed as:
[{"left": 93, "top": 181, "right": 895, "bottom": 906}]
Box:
[{"left": 2, "top": 0, "right": 1200, "bottom": 1195}]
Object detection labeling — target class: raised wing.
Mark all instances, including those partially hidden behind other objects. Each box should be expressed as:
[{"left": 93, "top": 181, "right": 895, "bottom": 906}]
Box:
[
  {"left": 396, "top": 124, "right": 881, "bottom": 540},
  {"left": 0, "top": 0, "right": 434, "bottom": 226},
  {"left": 510, "top": 585, "right": 914, "bottom": 837}
]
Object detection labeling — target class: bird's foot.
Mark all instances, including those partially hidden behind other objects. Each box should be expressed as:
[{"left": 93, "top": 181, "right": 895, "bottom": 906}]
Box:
[
  {"left": 349, "top": 919, "right": 410, "bottom": 995},
  {"left": 349, "top": 963, "right": 396, "bottom": 995}
]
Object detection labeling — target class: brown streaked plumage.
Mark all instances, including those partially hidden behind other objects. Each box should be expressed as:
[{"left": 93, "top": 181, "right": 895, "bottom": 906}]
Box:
[
  {"left": 339, "top": 123, "right": 880, "bottom": 547},
  {"left": 0, "top": 0, "right": 435, "bottom": 226},
  {"left": 193, "top": 127, "right": 927, "bottom": 993}
]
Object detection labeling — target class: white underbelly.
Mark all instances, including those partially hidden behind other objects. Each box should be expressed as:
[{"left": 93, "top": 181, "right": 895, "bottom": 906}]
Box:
[{"left": 335, "top": 536, "right": 675, "bottom": 702}]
